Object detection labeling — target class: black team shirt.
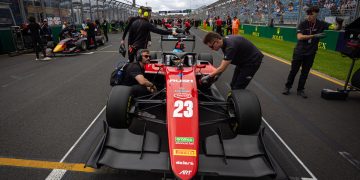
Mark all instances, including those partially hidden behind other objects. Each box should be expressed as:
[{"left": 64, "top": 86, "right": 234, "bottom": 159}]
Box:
[
  {"left": 122, "top": 62, "right": 144, "bottom": 86},
  {"left": 221, "top": 35, "right": 263, "bottom": 66},
  {"left": 295, "top": 19, "right": 329, "bottom": 55}
]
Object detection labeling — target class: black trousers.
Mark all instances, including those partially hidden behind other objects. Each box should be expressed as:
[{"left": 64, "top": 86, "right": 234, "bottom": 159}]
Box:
[
  {"left": 285, "top": 53, "right": 316, "bottom": 91},
  {"left": 231, "top": 63, "right": 261, "bottom": 90},
  {"left": 87, "top": 35, "right": 97, "bottom": 49},
  {"left": 226, "top": 27, "right": 232, "bottom": 35},
  {"left": 103, "top": 31, "right": 108, "bottom": 41},
  {"left": 32, "top": 37, "right": 45, "bottom": 59}
]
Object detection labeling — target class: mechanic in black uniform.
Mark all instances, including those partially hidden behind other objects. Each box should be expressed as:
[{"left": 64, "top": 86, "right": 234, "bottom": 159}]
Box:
[
  {"left": 28, "top": 16, "right": 51, "bottom": 61},
  {"left": 282, "top": 6, "right": 329, "bottom": 98},
  {"left": 121, "top": 6, "right": 177, "bottom": 62},
  {"left": 226, "top": 15, "right": 232, "bottom": 35},
  {"left": 85, "top": 18, "right": 97, "bottom": 49},
  {"left": 122, "top": 49, "right": 157, "bottom": 96},
  {"left": 202, "top": 32, "right": 263, "bottom": 89}
]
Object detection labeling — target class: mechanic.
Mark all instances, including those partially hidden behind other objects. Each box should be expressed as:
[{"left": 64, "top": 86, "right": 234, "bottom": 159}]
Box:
[
  {"left": 282, "top": 6, "right": 329, "bottom": 98},
  {"left": 121, "top": 6, "right": 177, "bottom": 62},
  {"left": 85, "top": 18, "right": 97, "bottom": 50},
  {"left": 28, "top": 16, "right": 51, "bottom": 61},
  {"left": 202, "top": 32, "right": 263, "bottom": 89},
  {"left": 121, "top": 49, "right": 157, "bottom": 96}
]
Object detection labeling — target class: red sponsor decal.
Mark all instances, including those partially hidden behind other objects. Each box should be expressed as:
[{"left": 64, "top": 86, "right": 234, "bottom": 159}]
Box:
[{"left": 174, "top": 93, "right": 192, "bottom": 99}]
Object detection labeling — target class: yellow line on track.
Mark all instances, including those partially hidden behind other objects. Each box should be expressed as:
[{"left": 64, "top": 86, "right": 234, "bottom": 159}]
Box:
[{"left": 0, "top": 157, "right": 95, "bottom": 173}]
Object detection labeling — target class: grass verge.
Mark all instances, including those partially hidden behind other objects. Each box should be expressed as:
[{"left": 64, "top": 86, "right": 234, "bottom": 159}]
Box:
[{"left": 200, "top": 26, "right": 360, "bottom": 82}]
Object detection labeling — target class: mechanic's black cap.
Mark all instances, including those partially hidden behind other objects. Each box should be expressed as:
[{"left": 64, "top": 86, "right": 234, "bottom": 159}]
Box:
[
  {"left": 119, "top": 44, "right": 126, "bottom": 57},
  {"left": 306, "top": 6, "right": 320, "bottom": 15}
]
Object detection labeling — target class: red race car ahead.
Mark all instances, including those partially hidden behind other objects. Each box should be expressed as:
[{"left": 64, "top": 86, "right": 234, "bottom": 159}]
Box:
[{"left": 86, "top": 35, "right": 288, "bottom": 180}]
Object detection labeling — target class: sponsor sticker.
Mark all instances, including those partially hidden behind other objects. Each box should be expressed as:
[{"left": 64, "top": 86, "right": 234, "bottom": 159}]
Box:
[
  {"left": 173, "top": 149, "right": 197, "bottom": 157},
  {"left": 179, "top": 170, "right": 192, "bottom": 175},
  {"left": 175, "top": 161, "right": 194, "bottom": 166},
  {"left": 175, "top": 137, "right": 194, "bottom": 145},
  {"left": 169, "top": 79, "right": 193, "bottom": 83},
  {"left": 175, "top": 89, "right": 190, "bottom": 93},
  {"left": 174, "top": 93, "right": 192, "bottom": 99}
]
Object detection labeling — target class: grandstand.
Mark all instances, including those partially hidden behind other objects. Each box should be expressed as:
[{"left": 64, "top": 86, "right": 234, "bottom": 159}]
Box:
[{"left": 194, "top": 0, "right": 359, "bottom": 27}]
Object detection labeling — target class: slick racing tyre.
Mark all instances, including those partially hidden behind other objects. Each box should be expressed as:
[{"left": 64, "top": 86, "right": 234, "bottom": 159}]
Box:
[
  {"left": 227, "top": 89, "right": 262, "bottom": 135},
  {"left": 106, "top": 85, "right": 133, "bottom": 128},
  {"left": 198, "top": 53, "right": 213, "bottom": 65}
]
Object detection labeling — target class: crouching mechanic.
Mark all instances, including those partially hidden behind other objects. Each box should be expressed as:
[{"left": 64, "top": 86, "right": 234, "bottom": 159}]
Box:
[
  {"left": 202, "top": 32, "right": 263, "bottom": 89},
  {"left": 121, "top": 49, "right": 157, "bottom": 96}
]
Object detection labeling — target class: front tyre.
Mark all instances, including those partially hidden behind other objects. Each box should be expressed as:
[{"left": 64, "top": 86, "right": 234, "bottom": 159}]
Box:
[
  {"left": 106, "top": 85, "right": 133, "bottom": 128},
  {"left": 227, "top": 89, "right": 262, "bottom": 135}
]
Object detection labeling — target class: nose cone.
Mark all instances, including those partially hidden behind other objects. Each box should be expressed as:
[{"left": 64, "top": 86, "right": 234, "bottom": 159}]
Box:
[{"left": 53, "top": 44, "right": 64, "bottom": 53}]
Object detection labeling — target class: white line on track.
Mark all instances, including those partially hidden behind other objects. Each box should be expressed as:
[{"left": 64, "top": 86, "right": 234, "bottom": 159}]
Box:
[
  {"left": 45, "top": 106, "right": 106, "bottom": 180},
  {"left": 97, "top": 44, "right": 112, "bottom": 51},
  {"left": 262, "top": 117, "right": 317, "bottom": 180}
]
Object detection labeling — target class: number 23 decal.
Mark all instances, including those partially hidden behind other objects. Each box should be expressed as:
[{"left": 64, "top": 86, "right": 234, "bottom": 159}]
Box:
[{"left": 173, "top": 100, "right": 193, "bottom": 118}]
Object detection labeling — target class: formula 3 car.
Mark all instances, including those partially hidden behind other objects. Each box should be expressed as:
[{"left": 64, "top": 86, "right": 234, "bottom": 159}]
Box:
[
  {"left": 86, "top": 48, "right": 289, "bottom": 179},
  {"left": 52, "top": 30, "right": 106, "bottom": 54}
]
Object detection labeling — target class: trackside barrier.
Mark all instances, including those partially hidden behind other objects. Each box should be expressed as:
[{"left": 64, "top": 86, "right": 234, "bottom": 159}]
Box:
[{"left": 240, "top": 24, "right": 342, "bottom": 51}]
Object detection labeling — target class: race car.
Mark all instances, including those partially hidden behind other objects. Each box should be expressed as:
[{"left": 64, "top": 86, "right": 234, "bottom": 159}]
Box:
[
  {"left": 52, "top": 30, "right": 106, "bottom": 54},
  {"left": 86, "top": 35, "right": 288, "bottom": 179}
]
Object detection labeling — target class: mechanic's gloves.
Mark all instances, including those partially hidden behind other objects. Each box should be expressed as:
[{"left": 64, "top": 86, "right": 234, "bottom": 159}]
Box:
[
  {"left": 200, "top": 75, "right": 213, "bottom": 85},
  {"left": 313, "top": 33, "right": 326, "bottom": 39},
  {"left": 148, "top": 41, "right": 152, "bottom": 47},
  {"left": 147, "top": 84, "right": 157, "bottom": 93}
]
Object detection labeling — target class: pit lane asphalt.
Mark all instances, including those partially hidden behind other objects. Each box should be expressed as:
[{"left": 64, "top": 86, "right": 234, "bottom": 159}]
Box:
[{"left": 0, "top": 30, "right": 359, "bottom": 180}]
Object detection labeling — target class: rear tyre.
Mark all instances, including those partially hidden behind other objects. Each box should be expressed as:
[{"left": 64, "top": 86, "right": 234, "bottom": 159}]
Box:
[
  {"left": 150, "top": 51, "right": 157, "bottom": 60},
  {"left": 198, "top": 53, "right": 213, "bottom": 65},
  {"left": 81, "top": 41, "right": 87, "bottom": 51},
  {"left": 227, "top": 90, "right": 262, "bottom": 135},
  {"left": 106, "top": 85, "right": 133, "bottom": 128}
]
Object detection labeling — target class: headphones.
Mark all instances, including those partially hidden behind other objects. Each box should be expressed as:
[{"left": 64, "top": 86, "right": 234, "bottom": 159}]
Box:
[{"left": 136, "top": 49, "right": 145, "bottom": 62}]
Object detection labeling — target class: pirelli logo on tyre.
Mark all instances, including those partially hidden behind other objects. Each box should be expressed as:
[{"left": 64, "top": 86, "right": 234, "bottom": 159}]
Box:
[{"left": 173, "top": 149, "right": 197, "bottom": 157}]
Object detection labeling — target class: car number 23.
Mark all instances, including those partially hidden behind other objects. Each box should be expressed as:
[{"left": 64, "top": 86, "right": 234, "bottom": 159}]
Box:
[{"left": 173, "top": 100, "right": 193, "bottom": 118}]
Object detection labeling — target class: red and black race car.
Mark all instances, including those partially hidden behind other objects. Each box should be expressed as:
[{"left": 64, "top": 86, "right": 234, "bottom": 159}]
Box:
[
  {"left": 86, "top": 35, "right": 288, "bottom": 179},
  {"left": 86, "top": 55, "right": 288, "bottom": 179}
]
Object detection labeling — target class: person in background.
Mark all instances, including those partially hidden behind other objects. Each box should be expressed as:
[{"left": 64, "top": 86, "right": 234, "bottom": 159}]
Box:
[
  {"left": 232, "top": 16, "right": 240, "bottom": 35},
  {"left": 202, "top": 32, "right": 263, "bottom": 90},
  {"left": 102, "top": 19, "right": 109, "bottom": 42},
  {"left": 215, "top": 16, "right": 223, "bottom": 36},
  {"left": 282, "top": 6, "right": 329, "bottom": 98},
  {"left": 85, "top": 18, "right": 97, "bottom": 49},
  {"left": 226, "top": 15, "right": 232, "bottom": 35},
  {"left": 28, "top": 16, "right": 51, "bottom": 61},
  {"left": 41, "top": 19, "right": 53, "bottom": 42},
  {"left": 121, "top": 7, "right": 176, "bottom": 62},
  {"left": 184, "top": 19, "right": 191, "bottom": 35}
]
